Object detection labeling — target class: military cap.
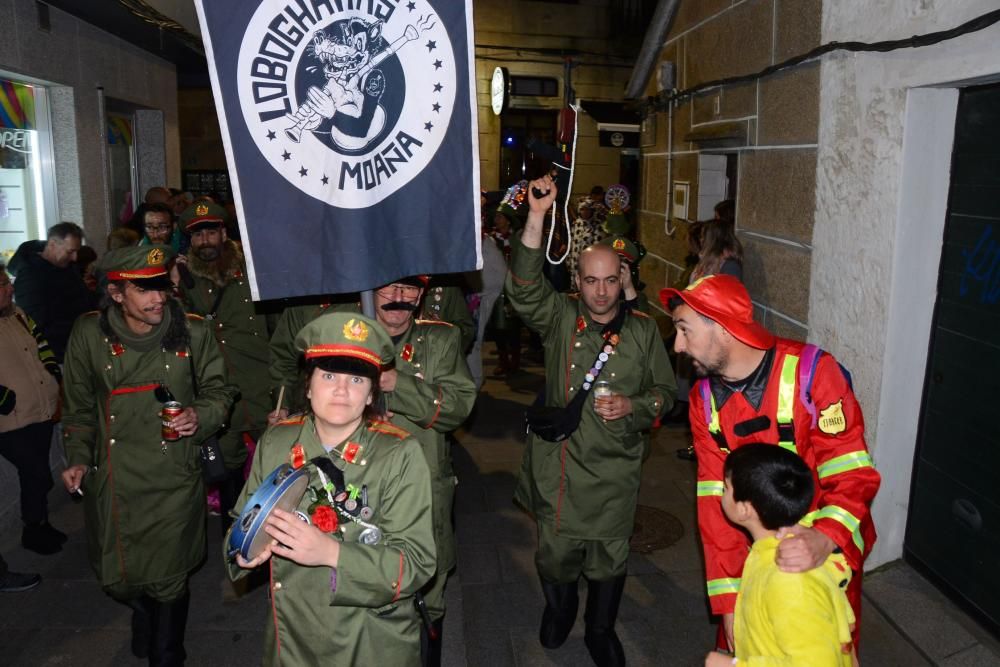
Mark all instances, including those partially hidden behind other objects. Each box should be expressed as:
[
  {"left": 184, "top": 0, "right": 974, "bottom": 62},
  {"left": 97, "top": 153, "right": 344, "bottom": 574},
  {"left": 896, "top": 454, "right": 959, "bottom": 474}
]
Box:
[
  {"left": 295, "top": 312, "right": 395, "bottom": 377},
  {"left": 96, "top": 245, "right": 175, "bottom": 290},
  {"left": 393, "top": 275, "right": 430, "bottom": 289},
  {"left": 179, "top": 201, "right": 227, "bottom": 233},
  {"left": 598, "top": 235, "right": 640, "bottom": 264}
]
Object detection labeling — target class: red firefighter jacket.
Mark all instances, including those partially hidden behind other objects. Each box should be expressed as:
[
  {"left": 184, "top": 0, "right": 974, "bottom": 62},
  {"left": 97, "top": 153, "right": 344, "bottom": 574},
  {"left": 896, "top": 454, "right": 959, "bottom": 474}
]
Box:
[{"left": 691, "top": 338, "right": 880, "bottom": 615}]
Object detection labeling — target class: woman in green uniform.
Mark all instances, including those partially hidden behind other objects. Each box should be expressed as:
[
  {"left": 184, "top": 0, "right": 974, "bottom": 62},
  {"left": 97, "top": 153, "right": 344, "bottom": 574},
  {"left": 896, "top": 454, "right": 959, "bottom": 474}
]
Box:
[{"left": 227, "top": 313, "right": 436, "bottom": 666}]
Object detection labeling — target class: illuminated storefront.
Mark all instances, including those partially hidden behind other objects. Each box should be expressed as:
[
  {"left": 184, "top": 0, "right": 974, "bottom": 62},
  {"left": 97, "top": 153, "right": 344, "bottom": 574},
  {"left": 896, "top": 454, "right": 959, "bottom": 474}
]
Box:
[{"left": 0, "top": 74, "right": 57, "bottom": 263}]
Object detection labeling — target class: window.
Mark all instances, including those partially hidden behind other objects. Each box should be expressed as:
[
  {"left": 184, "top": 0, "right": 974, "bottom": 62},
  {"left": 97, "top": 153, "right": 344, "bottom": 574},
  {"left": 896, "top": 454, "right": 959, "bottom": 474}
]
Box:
[
  {"left": 510, "top": 76, "right": 559, "bottom": 98},
  {"left": 0, "top": 74, "right": 57, "bottom": 263}
]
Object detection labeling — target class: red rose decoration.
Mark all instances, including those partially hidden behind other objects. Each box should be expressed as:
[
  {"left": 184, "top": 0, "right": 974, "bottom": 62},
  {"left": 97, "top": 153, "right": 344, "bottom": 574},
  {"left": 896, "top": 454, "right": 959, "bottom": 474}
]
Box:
[{"left": 311, "top": 505, "right": 338, "bottom": 533}]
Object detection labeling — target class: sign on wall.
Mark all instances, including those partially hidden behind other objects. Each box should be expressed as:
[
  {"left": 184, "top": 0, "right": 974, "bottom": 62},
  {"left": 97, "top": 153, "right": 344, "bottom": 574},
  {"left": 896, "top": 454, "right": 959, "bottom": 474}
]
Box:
[{"left": 193, "top": 0, "right": 482, "bottom": 300}]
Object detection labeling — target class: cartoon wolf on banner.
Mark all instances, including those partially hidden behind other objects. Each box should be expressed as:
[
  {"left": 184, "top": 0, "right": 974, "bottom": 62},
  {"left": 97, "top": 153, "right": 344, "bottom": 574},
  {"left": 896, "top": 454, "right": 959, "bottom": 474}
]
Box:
[{"left": 285, "top": 16, "right": 431, "bottom": 154}]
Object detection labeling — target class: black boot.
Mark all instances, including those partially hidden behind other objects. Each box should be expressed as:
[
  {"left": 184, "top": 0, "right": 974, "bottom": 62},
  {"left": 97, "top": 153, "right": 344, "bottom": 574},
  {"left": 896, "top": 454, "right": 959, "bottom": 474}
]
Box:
[
  {"left": 125, "top": 596, "right": 153, "bottom": 659},
  {"left": 420, "top": 617, "right": 444, "bottom": 667},
  {"left": 148, "top": 592, "right": 189, "bottom": 666},
  {"left": 539, "top": 579, "right": 579, "bottom": 649},
  {"left": 583, "top": 576, "right": 626, "bottom": 667},
  {"left": 21, "top": 522, "right": 63, "bottom": 555}
]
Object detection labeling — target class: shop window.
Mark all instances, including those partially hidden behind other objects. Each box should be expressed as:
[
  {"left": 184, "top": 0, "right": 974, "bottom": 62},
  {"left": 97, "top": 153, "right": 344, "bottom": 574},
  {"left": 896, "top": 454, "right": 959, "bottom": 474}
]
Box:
[{"left": 0, "top": 75, "right": 57, "bottom": 263}]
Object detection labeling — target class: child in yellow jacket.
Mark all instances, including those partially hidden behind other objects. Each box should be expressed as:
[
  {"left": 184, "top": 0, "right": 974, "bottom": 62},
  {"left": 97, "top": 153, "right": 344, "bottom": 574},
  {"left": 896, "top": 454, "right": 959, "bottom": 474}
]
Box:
[{"left": 705, "top": 444, "right": 857, "bottom": 667}]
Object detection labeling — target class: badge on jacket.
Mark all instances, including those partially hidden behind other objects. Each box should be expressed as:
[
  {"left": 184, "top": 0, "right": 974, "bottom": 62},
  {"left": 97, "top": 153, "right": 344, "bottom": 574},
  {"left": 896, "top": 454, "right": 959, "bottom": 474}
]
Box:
[{"left": 818, "top": 399, "right": 846, "bottom": 435}]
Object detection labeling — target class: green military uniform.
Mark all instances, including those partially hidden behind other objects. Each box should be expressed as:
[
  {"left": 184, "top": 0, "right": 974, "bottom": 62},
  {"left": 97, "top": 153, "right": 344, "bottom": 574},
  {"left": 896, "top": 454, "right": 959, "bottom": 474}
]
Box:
[
  {"left": 179, "top": 203, "right": 270, "bottom": 469},
  {"left": 381, "top": 318, "right": 476, "bottom": 618},
  {"left": 62, "top": 247, "right": 237, "bottom": 599},
  {"left": 271, "top": 302, "right": 475, "bottom": 620},
  {"left": 505, "top": 236, "right": 676, "bottom": 579},
  {"left": 419, "top": 283, "right": 474, "bottom": 352},
  {"left": 226, "top": 313, "right": 436, "bottom": 666}
]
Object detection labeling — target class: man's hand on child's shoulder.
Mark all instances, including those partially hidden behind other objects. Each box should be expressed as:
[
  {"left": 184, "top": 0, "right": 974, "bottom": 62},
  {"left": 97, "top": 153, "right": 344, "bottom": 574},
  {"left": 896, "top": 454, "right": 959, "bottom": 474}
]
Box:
[{"left": 775, "top": 525, "right": 837, "bottom": 572}]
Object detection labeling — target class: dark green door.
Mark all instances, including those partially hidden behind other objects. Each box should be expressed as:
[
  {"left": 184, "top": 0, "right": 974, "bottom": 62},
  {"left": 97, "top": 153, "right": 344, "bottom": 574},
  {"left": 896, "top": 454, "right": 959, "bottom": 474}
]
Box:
[{"left": 905, "top": 82, "right": 1000, "bottom": 631}]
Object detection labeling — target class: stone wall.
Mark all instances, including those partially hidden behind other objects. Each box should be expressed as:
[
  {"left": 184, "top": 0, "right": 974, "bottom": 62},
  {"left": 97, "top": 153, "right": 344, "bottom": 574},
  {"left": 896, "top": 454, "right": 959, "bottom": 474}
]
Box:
[
  {"left": 816, "top": 1, "right": 1000, "bottom": 567},
  {"left": 638, "top": 0, "right": 821, "bottom": 340},
  {"left": 0, "top": 0, "right": 180, "bottom": 248}
]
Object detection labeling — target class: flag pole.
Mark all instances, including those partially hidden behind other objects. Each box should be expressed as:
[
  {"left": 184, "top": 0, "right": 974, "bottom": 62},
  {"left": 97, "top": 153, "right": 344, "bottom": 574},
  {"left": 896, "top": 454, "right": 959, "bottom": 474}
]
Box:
[{"left": 360, "top": 289, "right": 376, "bottom": 318}]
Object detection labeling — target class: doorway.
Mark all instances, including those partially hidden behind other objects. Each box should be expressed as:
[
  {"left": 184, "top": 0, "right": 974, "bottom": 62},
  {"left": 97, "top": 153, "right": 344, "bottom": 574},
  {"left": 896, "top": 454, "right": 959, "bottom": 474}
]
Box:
[{"left": 905, "top": 82, "right": 1000, "bottom": 634}]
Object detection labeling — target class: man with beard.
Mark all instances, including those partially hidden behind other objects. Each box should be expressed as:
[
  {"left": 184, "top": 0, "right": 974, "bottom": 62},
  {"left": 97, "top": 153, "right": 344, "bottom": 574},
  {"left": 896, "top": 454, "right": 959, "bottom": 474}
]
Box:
[
  {"left": 60, "top": 246, "right": 236, "bottom": 663},
  {"left": 660, "top": 274, "right": 879, "bottom": 653},
  {"left": 506, "top": 175, "right": 675, "bottom": 667},
  {"left": 138, "top": 202, "right": 185, "bottom": 255},
  {"left": 266, "top": 276, "right": 476, "bottom": 666},
  {"left": 176, "top": 202, "right": 271, "bottom": 534}
]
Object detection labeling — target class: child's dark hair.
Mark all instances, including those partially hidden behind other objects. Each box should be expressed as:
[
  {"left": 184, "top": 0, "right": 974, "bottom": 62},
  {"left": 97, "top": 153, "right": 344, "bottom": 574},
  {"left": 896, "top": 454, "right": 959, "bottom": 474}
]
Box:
[{"left": 724, "top": 444, "right": 814, "bottom": 530}]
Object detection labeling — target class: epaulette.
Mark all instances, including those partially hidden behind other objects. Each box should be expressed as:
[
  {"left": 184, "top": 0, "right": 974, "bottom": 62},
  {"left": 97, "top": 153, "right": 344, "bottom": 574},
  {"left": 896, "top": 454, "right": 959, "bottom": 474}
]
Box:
[
  {"left": 186, "top": 313, "right": 205, "bottom": 321},
  {"left": 275, "top": 415, "right": 306, "bottom": 426},
  {"left": 368, "top": 421, "right": 411, "bottom": 439},
  {"left": 629, "top": 310, "right": 650, "bottom": 319},
  {"left": 415, "top": 319, "right": 453, "bottom": 327},
  {"left": 568, "top": 293, "right": 580, "bottom": 301},
  {"left": 81, "top": 310, "right": 100, "bottom": 318}
]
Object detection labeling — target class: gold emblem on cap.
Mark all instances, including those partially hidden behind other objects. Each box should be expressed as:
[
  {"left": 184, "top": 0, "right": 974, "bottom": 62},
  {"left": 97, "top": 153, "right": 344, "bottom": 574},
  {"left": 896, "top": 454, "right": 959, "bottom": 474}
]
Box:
[
  {"left": 818, "top": 399, "right": 847, "bottom": 435},
  {"left": 195, "top": 204, "right": 209, "bottom": 216},
  {"left": 612, "top": 238, "right": 625, "bottom": 250},
  {"left": 146, "top": 248, "right": 165, "bottom": 266},
  {"left": 343, "top": 318, "right": 369, "bottom": 342}
]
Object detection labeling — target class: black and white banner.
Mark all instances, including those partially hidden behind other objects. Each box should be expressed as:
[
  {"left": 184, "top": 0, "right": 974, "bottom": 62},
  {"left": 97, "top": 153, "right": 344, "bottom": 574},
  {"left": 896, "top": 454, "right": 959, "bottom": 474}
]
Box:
[{"left": 194, "top": 0, "right": 481, "bottom": 300}]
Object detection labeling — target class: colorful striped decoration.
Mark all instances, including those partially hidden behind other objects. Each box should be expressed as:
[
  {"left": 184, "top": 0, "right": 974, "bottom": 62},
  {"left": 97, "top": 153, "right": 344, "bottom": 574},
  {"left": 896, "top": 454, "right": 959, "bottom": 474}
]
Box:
[
  {"left": 0, "top": 80, "right": 36, "bottom": 130},
  {"left": 107, "top": 115, "right": 133, "bottom": 146}
]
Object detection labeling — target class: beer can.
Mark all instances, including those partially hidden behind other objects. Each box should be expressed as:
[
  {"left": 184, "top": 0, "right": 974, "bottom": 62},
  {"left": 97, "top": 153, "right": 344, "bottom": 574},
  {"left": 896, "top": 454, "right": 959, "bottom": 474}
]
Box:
[{"left": 161, "top": 401, "right": 183, "bottom": 441}]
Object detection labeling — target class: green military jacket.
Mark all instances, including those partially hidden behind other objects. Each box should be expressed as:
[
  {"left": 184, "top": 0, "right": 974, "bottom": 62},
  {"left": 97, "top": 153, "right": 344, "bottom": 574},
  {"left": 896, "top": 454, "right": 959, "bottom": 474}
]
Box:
[
  {"left": 180, "top": 240, "right": 271, "bottom": 466},
  {"left": 505, "top": 238, "right": 677, "bottom": 539},
  {"left": 419, "top": 284, "right": 474, "bottom": 352},
  {"left": 383, "top": 319, "right": 476, "bottom": 573},
  {"left": 62, "top": 309, "right": 236, "bottom": 587},
  {"left": 226, "top": 416, "right": 435, "bottom": 666},
  {"left": 269, "top": 301, "right": 337, "bottom": 411},
  {"left": 271, "top": 304, "right": 475, "bottom": 573}
]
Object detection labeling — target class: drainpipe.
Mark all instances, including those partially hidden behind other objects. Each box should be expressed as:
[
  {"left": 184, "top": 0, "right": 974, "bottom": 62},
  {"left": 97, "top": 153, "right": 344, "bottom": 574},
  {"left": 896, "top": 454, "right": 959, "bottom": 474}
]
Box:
[{"left": 624, "top": 0, "right": 680, "bottom": 100}]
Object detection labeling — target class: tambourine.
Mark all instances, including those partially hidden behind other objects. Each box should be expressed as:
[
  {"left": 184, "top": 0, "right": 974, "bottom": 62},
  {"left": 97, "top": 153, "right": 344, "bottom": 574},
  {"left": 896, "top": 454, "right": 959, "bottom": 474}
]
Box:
[{"left": 228, "top": 463, "right": 311, "bottom": 561}]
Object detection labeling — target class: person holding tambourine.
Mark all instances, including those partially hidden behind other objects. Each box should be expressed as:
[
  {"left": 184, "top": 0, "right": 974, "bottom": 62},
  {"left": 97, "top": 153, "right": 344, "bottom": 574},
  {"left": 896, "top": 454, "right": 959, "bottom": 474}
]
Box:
[{"left": 226, "top": 312, "right": 436, "bottom": 666}]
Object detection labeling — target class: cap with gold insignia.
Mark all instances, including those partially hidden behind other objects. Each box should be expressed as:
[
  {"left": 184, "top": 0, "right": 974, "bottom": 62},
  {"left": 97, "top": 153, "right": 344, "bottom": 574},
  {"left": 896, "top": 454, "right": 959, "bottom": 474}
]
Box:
[
  {"left": 598, "top": 235, "right": 640, "bottom": 264},
  {"left": 295, "top": 312, "right": 395, "bottom": 379},
  {"left": 95, "top": 245, "right": 176, "bottom": 291},
  {"left": 179, "top": 201, "right": 227, "bottom": 233}
]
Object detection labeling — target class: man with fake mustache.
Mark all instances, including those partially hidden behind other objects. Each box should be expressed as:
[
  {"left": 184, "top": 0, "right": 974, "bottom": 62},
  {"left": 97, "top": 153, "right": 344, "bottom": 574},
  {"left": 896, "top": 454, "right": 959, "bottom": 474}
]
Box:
[
  {"left": 267, "top": 275, "right": 475, "bottom": 667},
  {"left": 175, "top": 202, "right": 271, "bottom": 539}
]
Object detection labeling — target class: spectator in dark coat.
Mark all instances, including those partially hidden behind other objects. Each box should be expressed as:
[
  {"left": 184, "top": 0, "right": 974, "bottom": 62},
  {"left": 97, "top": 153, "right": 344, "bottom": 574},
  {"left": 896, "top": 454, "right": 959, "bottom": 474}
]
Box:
[{"left": 8, "top": 222, "right": 97, "bottom": 362}]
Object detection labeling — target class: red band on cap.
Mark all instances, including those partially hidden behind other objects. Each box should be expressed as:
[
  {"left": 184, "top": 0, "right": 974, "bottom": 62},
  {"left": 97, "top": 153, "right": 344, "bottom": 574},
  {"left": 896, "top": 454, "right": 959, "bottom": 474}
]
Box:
[
  {"left": 106, "top": 267, "right": 168, "bottom": 280},
  {"left": 304, "top": 344, "right": 382, "bottom": 367}
]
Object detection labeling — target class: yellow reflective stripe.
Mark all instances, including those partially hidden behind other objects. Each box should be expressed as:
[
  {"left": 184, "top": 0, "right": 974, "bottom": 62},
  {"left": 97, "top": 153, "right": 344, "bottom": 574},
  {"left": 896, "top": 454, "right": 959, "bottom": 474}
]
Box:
[
  {"left": 697, "top": 481, "right": 724, "bottom": 497},
  {"left": 708, "top": 391, "right": 720, "bottom": 434},
  {"left": 777, "top": 353, "right": 799, "bottom": 453},
  {"left": 817, "top": 451, "right": 874, "bottom": 479},
  {"left": 804, "top": 505, "right": 864, "bottom": 553},
  {"left": 706, "top": 578, "right": 741, "bottom": 596}
]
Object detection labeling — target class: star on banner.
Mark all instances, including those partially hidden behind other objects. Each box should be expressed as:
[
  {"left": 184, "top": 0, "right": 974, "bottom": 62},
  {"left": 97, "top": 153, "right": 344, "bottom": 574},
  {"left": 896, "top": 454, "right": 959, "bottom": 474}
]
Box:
[
  {"left": 299, "top": 166, "right": 308, "bottom": 177},
  {"left": 424, "top": 121, "right": 433, "bottom": 132},
  {"left": 426, "top": 40, "right": 436, "bottom": 52},
  {"left": 433, "top": 82, "right": 443, "bottom": 92},
  {"left": 282, "top": 150, "right": 291, "bottom": 161}
]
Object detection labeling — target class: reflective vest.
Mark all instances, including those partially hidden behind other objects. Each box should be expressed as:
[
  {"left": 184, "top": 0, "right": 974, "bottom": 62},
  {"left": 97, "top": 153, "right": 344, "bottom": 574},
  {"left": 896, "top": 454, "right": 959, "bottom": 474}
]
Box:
[{"left": 696, "top": 343, "right": 825, "bottom": 454}]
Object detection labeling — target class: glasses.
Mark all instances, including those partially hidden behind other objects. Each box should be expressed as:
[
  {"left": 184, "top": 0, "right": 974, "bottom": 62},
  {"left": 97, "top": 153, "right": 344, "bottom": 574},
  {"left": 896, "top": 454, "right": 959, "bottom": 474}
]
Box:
[
  {"left": 378, "top": 283, "right": 421, "bottom": 298},
  {"left": 145, "top": 224, "right": 172, "bottom": 232}
]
